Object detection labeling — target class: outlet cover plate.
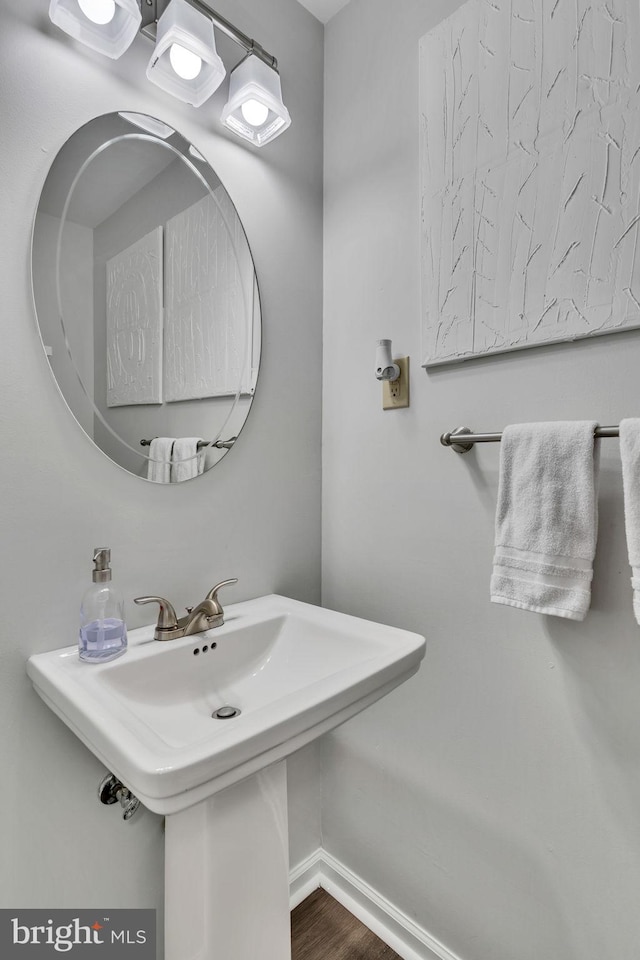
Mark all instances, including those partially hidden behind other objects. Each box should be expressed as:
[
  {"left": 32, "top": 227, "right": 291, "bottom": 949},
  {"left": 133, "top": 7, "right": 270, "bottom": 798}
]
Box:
[{"left": 383, "top": 356, "right": 409, "bottom": 409}]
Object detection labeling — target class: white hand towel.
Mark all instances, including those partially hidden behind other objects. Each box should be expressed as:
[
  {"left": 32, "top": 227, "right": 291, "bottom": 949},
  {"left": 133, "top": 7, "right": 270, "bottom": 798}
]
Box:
[
  {"left": 619, "top": 419, "right": 640, "bottom": 624},
  {"left": 490, "top": 421, "right": 600, "bottom": 620},
  {"left": 171, "top": 438, "right": 205, "bottom": 483},
  {"left": 147, "top": 437, "right": 175, "bottom": 483}
]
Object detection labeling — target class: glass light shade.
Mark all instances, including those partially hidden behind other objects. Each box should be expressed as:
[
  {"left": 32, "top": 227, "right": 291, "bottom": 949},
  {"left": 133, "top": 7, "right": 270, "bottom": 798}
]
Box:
[
  {"left": 169, "top": 43, "right": 202, "bottom": 80},
  {"left": 48, "top": 0, "right": 141, "bottom": 59},
  {"left": 78, "top": 0, "right": 116, "bottom": 25},
  {"left": 146, "top": 0, "right": 226, "bottom": 107},
  {"left": 241, "top": 99, "right": 269, "bottom": 127},
  {"left": 221, "top": 55, "right": 291, "bottom": 147}
]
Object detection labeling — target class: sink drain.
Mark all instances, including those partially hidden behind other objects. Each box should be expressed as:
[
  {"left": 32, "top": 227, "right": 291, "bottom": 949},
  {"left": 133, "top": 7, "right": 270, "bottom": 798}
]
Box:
[{"left": 212, "top": 705, "right": 241, "bottom": 719}]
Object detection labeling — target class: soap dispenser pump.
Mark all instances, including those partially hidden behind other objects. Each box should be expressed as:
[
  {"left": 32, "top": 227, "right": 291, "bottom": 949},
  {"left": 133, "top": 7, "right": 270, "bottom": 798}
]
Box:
[{"left": 79, "top": 548, "right": 128, "bottom": 663}]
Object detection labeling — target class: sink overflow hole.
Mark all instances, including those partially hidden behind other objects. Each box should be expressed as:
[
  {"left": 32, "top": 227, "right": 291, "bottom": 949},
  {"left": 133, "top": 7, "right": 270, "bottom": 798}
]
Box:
[
  {"left": 213, "top": 706, "right": 241, "bottom": 720},
  {"left": 193, "top": 643, "right": 217, "bottom": 656}
]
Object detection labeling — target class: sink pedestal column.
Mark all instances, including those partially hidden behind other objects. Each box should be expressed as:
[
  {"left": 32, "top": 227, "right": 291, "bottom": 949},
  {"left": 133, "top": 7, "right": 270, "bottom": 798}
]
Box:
[{"left": 164, "top": 760, "right": 291, "bottom": 960}]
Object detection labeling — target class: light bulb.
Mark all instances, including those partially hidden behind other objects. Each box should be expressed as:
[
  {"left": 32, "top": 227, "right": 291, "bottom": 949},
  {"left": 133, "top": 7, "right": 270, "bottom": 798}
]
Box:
[
  {"left": 241, "top": 98, "right": 270, "bottom": 127},
  {"left": 77, "top": 0, "right": 116, "bottom": 25},
  {"left": 169, "top": 43, "right": 202, "bottom": 80}
]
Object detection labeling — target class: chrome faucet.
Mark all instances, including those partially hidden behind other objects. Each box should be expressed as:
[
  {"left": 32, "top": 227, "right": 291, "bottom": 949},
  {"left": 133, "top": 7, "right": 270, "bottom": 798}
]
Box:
[{"left": 134, "top": 579, "right": 238, "bottom": 641}]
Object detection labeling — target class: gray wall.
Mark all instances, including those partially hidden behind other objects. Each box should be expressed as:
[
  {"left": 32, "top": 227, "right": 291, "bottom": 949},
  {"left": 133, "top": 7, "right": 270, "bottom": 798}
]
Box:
[
  {"left": 323, "top": 2, "right": 640, "bottom": 960},
  {"left": 0, "top": 0, "right": 323, "bottom": 943}
]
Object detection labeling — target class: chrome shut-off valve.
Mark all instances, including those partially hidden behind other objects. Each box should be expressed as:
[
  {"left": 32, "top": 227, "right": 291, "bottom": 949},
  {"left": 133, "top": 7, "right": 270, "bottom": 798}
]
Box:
[{"left": 98, "top": 774, "right": 141, "bottom": 821}]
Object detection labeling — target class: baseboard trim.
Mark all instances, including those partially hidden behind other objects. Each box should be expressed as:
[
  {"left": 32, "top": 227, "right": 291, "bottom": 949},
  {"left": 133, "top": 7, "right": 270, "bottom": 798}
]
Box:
[
  {"left": 289, "top": 848, "right": 463, "bottom": 960},
  {"left": 289, "top": 848, "right": 325, "bottom": 909}
]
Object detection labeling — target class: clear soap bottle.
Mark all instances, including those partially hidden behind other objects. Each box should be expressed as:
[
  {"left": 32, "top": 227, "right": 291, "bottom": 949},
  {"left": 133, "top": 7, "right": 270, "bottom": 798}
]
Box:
[{"left": 79, "top": 548, "right": 128, "bottom": 663}]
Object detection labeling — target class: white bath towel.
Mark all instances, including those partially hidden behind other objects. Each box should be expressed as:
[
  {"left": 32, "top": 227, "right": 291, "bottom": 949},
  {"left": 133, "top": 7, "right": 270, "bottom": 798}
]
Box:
[
  {"left": 490, "top": 421, "right": 600, "bottom": 621},
  {"left": 147, "top": 437, "right": 175, "bottom": 483},
  {"left": 619, "top": 419, "right": 640, "bottom": 624},
  {"left": 171, "top": 438, "right": 205, "bottom": 483}
]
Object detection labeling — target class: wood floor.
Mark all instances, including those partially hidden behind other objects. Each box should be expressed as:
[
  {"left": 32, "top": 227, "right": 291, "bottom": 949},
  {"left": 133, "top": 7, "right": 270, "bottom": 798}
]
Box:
[{"left": 291, "top": 888, "right": 402, "bottom": 960}]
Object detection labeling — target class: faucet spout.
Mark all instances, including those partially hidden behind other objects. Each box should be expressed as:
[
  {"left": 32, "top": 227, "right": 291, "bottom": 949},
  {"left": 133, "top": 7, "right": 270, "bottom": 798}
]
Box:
[{"left": 181, "top": 599, "right": 224, "bottom": 636}]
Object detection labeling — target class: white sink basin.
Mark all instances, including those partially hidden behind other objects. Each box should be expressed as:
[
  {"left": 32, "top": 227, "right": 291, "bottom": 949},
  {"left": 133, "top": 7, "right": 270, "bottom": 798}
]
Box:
[{"left": 27, "top": 594, "right": 425, "bottom": 815}]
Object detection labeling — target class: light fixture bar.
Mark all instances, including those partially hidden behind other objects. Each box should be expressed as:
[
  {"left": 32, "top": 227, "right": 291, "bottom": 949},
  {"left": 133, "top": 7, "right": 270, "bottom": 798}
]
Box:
[
  {"left": 187, "top": 0, "right": 277, "bottom": 69},
  {"left": 141, "top": 0, "right": 278, "bottom": 70},
  {"left": 139, "top": 0, "right": 159, "bottom": 33}
]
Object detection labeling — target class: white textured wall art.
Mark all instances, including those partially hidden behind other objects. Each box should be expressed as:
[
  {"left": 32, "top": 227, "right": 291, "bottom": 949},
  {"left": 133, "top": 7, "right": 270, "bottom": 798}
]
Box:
[
  {"left": 420, "top": 0, "right": 640, "bottom": 365},
  {"left": 164, "top": 189, "right": 254, "bottom": 402},
  {"left": 106, "top": 227, "right": 163, "bottom": 405}
]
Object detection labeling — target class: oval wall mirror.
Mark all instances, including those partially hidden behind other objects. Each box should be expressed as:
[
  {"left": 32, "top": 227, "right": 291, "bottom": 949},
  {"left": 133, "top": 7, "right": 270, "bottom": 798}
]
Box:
[{"left": 31, "top": 112, "right": 261, "bottom": 483}]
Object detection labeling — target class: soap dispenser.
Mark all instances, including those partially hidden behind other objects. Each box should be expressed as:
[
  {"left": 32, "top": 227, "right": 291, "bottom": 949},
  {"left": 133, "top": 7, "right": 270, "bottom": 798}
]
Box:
[{"left": 79, "top": 548, "right": 128, "bottom": 663}]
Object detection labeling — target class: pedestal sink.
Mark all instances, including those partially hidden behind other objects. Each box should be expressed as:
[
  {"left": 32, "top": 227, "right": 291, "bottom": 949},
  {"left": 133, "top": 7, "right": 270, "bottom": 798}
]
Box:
[{"left": 27, "top": 594, "right": 426, "bottom": 959}]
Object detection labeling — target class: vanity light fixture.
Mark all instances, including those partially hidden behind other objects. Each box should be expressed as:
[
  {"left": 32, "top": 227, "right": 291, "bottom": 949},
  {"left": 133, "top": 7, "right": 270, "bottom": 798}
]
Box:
[
  {"left": 48, "top": 0, "right": 292, "bottom": 147},
  {"left": 146, "top": 0, "right": 225, "bottom": 107},
  {"left": 221, "top": 54, "right": 291, "bottom": 147},
  {"left": 49, "top": 0, "right": 142, "bottom": 58}
]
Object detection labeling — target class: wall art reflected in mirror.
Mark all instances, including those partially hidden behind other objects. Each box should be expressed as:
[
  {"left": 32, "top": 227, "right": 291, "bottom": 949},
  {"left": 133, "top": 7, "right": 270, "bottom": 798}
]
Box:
[{"left": 31, "top": 112, "right": 261, "bottom": 483}]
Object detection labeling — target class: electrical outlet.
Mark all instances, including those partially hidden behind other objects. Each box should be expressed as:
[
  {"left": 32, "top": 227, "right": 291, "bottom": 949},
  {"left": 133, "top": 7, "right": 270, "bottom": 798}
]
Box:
[{"left": 382, "top": 356, "right": 410, "bottom": 409}]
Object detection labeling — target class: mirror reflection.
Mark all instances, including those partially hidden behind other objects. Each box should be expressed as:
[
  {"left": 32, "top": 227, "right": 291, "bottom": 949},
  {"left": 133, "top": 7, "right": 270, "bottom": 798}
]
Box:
[{"left": 31, "top": 112, "right": 261, "bottom": 482}]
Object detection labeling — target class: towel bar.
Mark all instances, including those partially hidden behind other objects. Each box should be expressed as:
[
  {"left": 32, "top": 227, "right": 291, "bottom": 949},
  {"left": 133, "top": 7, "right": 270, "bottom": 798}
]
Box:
[
  {"left": 441, "top": 425, "right": 620, "bottom": 453},
  {"left": 140, "top": 437, "right": 237, "bottom": 451}
]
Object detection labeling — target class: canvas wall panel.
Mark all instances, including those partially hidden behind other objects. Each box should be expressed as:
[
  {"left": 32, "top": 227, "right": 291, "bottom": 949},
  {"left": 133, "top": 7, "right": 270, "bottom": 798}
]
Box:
[
  {"left": 420, "top": 0, "right": 640, "bottom": 364},
  {"left": 106, "top": 226, "right": 163, "bottom": 405},
  {"left": 164, "top": 189, "right": 253, "bottom": 402}
]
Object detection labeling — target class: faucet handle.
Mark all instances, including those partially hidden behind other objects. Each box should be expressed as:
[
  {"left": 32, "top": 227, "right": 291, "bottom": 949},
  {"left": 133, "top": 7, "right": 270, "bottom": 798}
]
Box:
[
  {"left": 134, "top": 595, "right": 180, "bottom": 636},
  {"left": 204, "top": 579, "right": 238, "bottom": 614}
]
